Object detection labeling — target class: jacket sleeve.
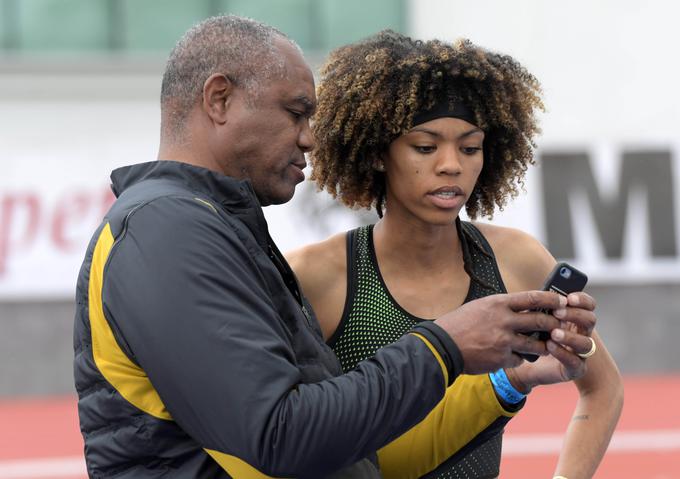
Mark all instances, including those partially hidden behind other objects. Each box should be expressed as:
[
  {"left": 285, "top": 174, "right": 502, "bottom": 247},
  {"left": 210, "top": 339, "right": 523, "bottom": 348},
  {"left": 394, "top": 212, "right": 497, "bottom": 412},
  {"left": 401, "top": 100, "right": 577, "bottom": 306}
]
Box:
[
  {"left": 102, "top": 196, "right": 464, "bottom": 477},
  {"left": 377, "top": 374, "right": 523, "bottom": 479}
]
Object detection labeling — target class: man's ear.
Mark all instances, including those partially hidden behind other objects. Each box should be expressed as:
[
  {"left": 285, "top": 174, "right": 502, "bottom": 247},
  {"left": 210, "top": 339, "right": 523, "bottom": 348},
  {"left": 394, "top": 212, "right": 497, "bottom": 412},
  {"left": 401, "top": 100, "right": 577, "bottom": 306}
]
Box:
[{"left": 202, "top": 73, "right": 234, "bottom": 124}]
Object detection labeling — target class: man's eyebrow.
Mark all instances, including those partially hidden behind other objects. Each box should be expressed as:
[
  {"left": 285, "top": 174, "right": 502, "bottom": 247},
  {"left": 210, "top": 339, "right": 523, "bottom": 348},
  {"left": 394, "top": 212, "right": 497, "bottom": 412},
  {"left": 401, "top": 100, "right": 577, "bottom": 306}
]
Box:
[
  {"left": 291, "top": 96, "right": 317, "bottom": 114},
  {"left": 409, "top": 126, "right": 484, "bottom": 139}
]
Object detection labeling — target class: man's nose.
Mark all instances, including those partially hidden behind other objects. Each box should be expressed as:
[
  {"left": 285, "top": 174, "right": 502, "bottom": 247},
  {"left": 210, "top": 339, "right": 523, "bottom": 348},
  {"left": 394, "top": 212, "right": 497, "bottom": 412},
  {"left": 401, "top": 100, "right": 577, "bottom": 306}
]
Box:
[{"left": 299, "top": 119, "right": 315, "bottom": 153}]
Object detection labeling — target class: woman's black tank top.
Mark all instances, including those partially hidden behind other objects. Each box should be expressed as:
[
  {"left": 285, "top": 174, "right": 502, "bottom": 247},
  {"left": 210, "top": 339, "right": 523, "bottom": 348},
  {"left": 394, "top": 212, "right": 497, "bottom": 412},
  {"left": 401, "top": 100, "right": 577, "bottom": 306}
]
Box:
[{"left": 329, "top": 220, "right": 509, "bottom": 479}]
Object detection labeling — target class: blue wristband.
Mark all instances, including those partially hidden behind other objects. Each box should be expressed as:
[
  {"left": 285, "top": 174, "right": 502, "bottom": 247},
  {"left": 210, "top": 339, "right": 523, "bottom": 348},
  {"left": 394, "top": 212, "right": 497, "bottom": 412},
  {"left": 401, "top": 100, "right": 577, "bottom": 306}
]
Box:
[{"left": 489, "top": 368, "right": 526, "bottom": 404}]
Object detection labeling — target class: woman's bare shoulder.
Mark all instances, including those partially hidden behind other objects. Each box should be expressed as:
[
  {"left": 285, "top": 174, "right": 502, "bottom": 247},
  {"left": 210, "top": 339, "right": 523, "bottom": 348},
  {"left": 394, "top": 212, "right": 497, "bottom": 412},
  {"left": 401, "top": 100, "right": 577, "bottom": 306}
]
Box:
[
  {"left": 472, "top": 221, "right": 556, "bottom": 291},
  {"left": 286, "top": 232, "right": 347, "bottom": 294},
  {"left": 285, "top": 232, "right": 349, "bottom": 340}
]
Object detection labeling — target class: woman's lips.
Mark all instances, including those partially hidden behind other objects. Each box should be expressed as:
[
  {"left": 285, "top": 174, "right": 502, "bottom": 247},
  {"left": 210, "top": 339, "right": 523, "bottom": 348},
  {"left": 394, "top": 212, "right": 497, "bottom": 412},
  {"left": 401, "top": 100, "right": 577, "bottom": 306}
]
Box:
[{"left": 427, "top": 186, "right": 465, "bottom": 209}]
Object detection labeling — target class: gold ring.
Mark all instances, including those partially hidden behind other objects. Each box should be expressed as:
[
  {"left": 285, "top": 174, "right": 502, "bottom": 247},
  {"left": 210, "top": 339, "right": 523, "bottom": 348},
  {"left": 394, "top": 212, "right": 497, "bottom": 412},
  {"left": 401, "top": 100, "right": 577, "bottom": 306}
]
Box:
[{"left": 577, "top": 337, "right": 597, "bottom": 359}]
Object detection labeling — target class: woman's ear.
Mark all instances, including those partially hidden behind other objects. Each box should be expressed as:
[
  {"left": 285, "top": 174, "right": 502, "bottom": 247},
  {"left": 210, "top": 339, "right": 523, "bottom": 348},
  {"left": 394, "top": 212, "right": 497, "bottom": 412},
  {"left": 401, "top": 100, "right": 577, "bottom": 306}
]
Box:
[{"left": 373, "top": 154, "right": 386, "bottom": 172}]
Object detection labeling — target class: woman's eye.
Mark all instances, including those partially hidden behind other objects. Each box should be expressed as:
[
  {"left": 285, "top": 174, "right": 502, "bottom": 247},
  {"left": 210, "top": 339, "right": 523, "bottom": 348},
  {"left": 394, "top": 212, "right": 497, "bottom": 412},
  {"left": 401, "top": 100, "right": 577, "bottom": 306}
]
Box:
[
  {"left": 414, "top": 145, "right": 436, "bottom": 154},
  {"left": 461, "top": 146, "right": 483, "bottom": 155},
  {"left": 289, "top": 110, "right": 303, "bottom": 120}
]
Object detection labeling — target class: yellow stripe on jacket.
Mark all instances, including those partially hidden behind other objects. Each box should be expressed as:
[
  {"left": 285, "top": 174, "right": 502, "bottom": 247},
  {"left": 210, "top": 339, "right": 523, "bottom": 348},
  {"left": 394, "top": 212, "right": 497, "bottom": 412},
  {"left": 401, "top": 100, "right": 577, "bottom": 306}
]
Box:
[
  {"left": 89, "top": 223, "right": 277, "bottom": 478},
  {"left": 377, "top": 373, "right": 519, "bottom": 479}
]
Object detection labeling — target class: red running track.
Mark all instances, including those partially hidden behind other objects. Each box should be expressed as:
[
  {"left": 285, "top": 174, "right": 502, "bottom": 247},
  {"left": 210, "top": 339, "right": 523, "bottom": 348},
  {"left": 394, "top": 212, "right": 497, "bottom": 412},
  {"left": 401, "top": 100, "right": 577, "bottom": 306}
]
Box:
[
  {"left": 1, "top": 375, "right": 678, "bottom": 478},
  {"left": 501, "top": 374, "right": 680, "bottom": 478}
]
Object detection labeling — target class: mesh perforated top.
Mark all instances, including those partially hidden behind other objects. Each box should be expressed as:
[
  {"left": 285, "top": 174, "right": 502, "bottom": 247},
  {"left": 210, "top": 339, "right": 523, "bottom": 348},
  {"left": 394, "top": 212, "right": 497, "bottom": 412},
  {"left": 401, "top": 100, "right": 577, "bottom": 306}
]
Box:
[{"left": 329, "top": 220, "right": 508, "bottom": 479}]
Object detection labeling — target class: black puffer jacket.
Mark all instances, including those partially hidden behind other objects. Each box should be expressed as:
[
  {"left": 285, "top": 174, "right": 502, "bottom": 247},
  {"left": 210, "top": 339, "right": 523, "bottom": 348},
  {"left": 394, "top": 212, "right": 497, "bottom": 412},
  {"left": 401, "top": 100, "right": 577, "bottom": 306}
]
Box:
[{"left": 73, "top": 161, "right": 463, "bottom": 478}]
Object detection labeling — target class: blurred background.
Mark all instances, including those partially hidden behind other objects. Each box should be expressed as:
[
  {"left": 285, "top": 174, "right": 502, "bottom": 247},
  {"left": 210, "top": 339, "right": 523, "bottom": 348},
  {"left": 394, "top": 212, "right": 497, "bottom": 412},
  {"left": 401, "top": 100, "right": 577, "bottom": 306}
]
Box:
[{"left": 1, "top": 0, "right": 678, "bottom": 477}]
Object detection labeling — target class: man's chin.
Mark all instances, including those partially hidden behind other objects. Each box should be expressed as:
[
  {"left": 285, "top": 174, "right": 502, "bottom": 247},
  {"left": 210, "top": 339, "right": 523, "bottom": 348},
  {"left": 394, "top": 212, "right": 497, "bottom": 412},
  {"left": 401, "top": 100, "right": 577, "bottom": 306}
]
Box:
[{"left": 257, "top": 185, "right": 297, "bottom": 207}]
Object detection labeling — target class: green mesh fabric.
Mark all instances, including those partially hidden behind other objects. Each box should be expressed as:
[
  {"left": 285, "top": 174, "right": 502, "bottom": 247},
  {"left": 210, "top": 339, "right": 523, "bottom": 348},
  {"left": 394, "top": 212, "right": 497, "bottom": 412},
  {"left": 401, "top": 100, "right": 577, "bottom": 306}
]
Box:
[
  {"left": 330, "top": 225, "right": 418, "bottom": 372},
  {"left": 329, "top": 221, "right": 508, "bottom": 479}
]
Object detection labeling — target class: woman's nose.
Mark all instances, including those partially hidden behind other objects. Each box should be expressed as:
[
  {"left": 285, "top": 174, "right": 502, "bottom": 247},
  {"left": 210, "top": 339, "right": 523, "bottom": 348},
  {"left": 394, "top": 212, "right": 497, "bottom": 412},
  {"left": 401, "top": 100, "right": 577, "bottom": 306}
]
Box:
[{"left": 435, "top": 147, "right": 463, "bottom": 175}]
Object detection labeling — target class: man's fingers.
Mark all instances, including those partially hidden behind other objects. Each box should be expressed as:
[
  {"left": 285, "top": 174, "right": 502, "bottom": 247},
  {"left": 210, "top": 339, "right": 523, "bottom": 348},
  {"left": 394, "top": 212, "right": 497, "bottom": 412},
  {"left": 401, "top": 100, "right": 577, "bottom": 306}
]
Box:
[
  {"left": 559, "top": 307, "right": 597, "bottom": 335},
  {"left": 512, "top": 311, "right": 561, "bottom": 334},
  {"left": 510, "top": 332, "right": 550, "bottom": 357},
  {"left": 507, "top": 290, "right": 567, "bottom": 313},
  {"left": 567, "top": 291, "right": 596, "bottom": 311},
  {"left": 551, "top": 328, "right": 596, "bottom": 357}
]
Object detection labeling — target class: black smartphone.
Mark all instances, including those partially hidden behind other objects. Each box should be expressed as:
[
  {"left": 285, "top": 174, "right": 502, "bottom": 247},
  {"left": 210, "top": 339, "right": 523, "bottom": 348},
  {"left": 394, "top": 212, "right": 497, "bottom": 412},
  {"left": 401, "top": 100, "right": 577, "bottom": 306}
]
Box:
[{"left": 519, "top": 262, "right": 588, "bottom": 362}]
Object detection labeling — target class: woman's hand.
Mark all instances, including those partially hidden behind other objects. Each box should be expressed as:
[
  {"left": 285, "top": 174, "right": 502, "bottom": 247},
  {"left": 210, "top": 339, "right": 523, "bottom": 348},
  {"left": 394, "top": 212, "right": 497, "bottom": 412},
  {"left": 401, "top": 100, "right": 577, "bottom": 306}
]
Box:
[{"left": 505, "top": 292, "right": 597, "bottom": 393}]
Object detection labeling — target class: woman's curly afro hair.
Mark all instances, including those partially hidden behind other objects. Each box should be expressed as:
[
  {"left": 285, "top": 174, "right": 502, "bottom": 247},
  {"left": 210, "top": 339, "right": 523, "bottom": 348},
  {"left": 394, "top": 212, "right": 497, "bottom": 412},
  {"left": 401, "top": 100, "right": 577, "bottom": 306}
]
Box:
[{"left": 310, "top": 30, "right": 544, "bottom": 219}]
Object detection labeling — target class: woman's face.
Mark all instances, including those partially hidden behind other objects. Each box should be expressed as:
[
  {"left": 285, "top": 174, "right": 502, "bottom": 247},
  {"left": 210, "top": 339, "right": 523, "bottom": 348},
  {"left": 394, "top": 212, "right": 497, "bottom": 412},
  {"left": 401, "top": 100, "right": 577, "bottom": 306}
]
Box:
[{"left": 383, "top": 117, "right": 484, "bottom": 225}]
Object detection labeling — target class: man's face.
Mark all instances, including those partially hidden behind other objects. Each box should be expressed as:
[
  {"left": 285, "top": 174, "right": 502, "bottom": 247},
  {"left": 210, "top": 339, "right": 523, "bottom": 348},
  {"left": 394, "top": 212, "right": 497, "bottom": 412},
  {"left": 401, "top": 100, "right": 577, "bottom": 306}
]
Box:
[{"left": 219, "top": 38, "right": 316, "bottom": 206}]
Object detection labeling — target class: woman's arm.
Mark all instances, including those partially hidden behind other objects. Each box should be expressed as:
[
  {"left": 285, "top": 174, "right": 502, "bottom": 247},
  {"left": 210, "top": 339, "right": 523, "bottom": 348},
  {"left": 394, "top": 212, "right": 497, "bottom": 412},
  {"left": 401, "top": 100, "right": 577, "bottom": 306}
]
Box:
[
  {"left": 477, "top": 222, "right": 624, "bottom": 479},
  {"left": 509, "top": 330, "right": 623, "bottom": 479},
  {"left": 552, "top": 329, "right": 623, "bottom": 479}
]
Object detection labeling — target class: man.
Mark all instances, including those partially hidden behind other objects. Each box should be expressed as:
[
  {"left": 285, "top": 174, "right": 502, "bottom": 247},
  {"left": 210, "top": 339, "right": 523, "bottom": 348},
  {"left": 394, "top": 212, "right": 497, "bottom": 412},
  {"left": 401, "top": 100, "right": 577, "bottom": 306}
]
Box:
[{"left": 74, "top": 15, "right": 594, "bottom": 478}]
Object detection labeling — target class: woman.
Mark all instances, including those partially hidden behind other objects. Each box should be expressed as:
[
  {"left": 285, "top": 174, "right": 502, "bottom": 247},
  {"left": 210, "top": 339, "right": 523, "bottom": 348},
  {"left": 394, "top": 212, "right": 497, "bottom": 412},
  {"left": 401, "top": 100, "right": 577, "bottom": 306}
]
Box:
[{"left": 287, "top": 31, "right": 623, "bottom": 478}]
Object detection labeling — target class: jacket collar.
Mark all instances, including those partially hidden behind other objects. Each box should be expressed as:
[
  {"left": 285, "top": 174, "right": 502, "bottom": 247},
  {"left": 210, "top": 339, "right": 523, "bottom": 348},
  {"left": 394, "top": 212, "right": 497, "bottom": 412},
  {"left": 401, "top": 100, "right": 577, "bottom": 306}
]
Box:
[
  {"left": 110, "top": 160, "right": 271, "bottom": 250},
  {"left": 111, "top": 160, "right": 258, "bottom": 202}
]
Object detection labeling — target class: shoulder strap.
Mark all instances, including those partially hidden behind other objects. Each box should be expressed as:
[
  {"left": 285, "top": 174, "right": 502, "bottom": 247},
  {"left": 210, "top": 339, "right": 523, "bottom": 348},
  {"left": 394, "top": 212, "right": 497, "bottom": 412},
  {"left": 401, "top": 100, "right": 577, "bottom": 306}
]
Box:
[
  {"left": 459, "top": 221, "right": 493, "bottom": 257},
  {"left": 458, "top": 220, "right": 508, "bottom": 295},
  {"left": 327, "top": 226, "right": 362, "bottom": 346}
]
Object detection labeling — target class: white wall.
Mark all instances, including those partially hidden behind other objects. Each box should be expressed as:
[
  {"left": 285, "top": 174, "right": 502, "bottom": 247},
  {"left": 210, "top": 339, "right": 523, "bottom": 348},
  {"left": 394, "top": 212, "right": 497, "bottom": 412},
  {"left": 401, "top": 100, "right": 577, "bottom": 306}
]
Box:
[{"left": 411, "top": 0, "right": 680, "bottom": 142}]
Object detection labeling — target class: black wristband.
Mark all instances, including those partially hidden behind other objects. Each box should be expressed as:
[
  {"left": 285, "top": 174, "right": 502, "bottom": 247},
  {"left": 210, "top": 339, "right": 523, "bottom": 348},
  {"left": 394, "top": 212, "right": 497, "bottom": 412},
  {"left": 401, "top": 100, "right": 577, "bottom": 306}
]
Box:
[{"left": 411, "top": 321, "right": 464, "bottom": 386}]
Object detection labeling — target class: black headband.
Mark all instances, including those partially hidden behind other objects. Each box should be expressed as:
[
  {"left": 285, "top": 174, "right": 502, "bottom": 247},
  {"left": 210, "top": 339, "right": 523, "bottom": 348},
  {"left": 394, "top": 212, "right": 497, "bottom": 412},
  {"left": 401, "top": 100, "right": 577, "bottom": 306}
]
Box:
[{"left": 412, "top": 99, "right": 478, "bottom": 128}]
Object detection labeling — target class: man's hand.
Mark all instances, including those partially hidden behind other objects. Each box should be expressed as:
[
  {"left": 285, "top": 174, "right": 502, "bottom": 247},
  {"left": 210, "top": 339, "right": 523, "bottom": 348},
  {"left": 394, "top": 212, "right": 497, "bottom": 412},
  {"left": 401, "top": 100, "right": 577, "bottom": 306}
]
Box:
[
  {"left": 504, "top": 292, "right": 598, "bottom": 393},
  {"left": 434, "top": 291, "right": 567, "bottom": 375}
]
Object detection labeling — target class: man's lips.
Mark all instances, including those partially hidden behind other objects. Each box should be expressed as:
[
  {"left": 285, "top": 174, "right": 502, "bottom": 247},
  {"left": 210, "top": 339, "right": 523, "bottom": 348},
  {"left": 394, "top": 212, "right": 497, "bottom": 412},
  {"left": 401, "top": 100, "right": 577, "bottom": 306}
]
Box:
[{"left": 289, "top": 160, "right": 306, "bottom": 182}]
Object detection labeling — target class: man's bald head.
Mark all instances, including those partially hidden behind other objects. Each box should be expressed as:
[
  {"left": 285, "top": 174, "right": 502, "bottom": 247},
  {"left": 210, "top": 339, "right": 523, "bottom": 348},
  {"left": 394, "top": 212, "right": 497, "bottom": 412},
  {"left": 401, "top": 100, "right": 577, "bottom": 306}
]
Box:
[{"left": 160, "top": 15, "right": 298, "bottom": 141}]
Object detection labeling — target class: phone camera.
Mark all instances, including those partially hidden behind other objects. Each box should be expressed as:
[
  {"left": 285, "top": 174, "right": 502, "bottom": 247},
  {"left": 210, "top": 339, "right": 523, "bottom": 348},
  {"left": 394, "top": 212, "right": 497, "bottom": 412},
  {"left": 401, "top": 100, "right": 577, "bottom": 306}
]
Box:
[{"left": 559, "top": 266, "right": 572, "bottom": 279}]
